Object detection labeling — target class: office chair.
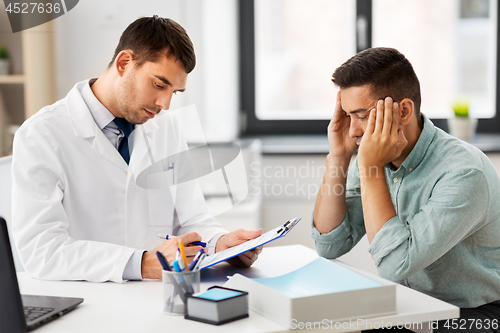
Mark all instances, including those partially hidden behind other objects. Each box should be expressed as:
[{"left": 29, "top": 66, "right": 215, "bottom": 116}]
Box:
[{"left": 0, "top": 155, "right": 23, "bottom": 271}]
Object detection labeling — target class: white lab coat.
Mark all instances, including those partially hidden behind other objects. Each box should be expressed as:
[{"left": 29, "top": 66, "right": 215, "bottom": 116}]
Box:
[{"left": 12, "top": 80, "right": 226, "bottom": 283}]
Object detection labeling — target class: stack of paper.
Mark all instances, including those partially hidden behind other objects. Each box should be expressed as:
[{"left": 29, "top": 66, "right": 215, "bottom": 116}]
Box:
[{"left": 224, "top": 257, "right": 396, "bottom": 328}]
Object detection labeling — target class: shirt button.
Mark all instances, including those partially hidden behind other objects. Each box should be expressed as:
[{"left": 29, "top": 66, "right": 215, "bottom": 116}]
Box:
[
  {"left": 393, "top": 177, "right": 399, "bottom": 183},
  {"left": 409, "top": 168, "right": 413, "bottom": 172}
]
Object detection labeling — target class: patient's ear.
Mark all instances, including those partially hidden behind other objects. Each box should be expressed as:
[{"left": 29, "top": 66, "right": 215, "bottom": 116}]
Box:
[{"left": 399, "top": 98, "right": 414, "bottom": 126}]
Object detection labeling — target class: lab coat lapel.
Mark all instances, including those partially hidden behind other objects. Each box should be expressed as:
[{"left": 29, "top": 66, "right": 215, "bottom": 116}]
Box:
[
  {"left": 128, "top": 115, "right": 181, "bottom": 211},
  {"left": 66, "top": 82, "right": 128, "bottom": 173},
  {"left": 129, "top": 117, "right": 160, "bottom": 179}
]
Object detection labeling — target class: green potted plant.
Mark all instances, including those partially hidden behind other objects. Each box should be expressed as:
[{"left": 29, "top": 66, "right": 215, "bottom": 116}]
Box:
[
  {"left": 0, "top": 45, "right": 10, "bottom": 75},
  {"left": 448, "top": 99, "right": 477, "bottom": 142}
]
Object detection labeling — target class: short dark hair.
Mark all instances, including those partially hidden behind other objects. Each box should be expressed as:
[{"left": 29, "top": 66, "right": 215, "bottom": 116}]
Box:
[
  {"left": 109, "top": 15, "right": 196, "bottom": 73},
  {"left": 332, "top": 47, "right": 421, "bottom": 117}
]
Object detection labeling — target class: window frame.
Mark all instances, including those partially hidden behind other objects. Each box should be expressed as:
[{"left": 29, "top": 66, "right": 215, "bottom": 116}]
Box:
[
  {"left": 239, "top": 0, "right": 500, "bottom": 136},
  {"left": 239, "top": 0, "right": 330, "bottom": 135}
]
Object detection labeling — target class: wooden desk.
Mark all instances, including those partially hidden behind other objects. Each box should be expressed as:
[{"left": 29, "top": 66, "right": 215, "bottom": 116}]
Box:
[{"left": 17, "top": 245, "right": 458, "bottom": 333}]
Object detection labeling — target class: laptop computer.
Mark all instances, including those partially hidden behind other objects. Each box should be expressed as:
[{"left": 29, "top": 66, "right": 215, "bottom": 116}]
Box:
[{"left": 0, "top": 217, "right": 83, "bottom": 332}]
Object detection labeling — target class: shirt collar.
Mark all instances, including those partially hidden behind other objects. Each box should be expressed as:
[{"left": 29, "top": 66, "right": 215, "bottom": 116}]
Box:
[
  {"left": 398, "top": 113, "right": 437, "bottom": 172},
  {"left": 80, "top": 78, "right": 116, "bottom": 130}
]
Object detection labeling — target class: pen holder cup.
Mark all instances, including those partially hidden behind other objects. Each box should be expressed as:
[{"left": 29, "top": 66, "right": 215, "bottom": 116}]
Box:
[{"left": 162, "top": 269, "right": 200, "bottom": 315}]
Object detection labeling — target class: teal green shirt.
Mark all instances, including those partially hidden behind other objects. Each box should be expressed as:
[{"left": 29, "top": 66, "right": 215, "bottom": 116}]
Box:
[{"left": 311, "top": 115, "right": 500, "bottom": 308}]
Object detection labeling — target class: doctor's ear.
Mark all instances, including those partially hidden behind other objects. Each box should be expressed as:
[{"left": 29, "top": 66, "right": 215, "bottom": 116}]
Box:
[
  {"left": 399, "top": 98, "right": 415, "bottom": 126},
  {"left": 114, "top": 50, "right": 135, "bottom": 77}
]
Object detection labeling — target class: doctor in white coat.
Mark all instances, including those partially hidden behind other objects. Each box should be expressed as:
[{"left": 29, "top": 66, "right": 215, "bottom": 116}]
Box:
[{"left": 12, "top": 16, "right": 262, "bottom": 283}]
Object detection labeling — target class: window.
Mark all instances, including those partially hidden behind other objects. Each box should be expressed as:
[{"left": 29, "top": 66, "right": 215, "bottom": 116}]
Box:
[
  {"left": 240, "top": 0, "right": 500, "bottom": 135},
  {"left": 372, "top": 0, "right": 497, "bottom": 119},
  {"left": 254, "top": 0, "right": 356, "bottom": 121},
  {"left": 239, "top": 0, "right": 357, "bottom": 135}
]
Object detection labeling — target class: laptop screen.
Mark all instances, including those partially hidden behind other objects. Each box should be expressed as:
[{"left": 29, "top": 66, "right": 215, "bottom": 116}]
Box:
[{"left": 0, "top": 217, "right": 28, "bottom": 332}]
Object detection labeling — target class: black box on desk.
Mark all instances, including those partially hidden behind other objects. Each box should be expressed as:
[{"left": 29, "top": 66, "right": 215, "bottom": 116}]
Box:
[{"left": 185, "top": 286, "right": 249, "bottom": 325}]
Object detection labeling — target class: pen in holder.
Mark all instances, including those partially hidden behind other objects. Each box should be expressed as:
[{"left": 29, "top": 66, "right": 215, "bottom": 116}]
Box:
[{"left": 162, "top": 269, "right": 200, "bottom": 315}]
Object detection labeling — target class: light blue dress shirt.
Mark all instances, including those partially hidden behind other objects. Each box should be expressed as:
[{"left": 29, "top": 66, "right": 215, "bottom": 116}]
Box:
[{"left": 311, "top": 115, "right": 500, "bottom": 308}]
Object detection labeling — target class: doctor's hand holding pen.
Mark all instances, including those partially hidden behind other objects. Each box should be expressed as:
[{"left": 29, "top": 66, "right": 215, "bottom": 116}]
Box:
[
  {"left": 142, "top": 228, "right": 264, "bottom": 279},
  {"left": 141, "top": 232, "right": 203, "bottom": 280}
]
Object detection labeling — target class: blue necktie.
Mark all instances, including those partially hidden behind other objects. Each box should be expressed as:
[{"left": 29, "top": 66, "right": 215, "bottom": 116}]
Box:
[{"left": 113, "top": 117, "right": 133, "bottom": 164}]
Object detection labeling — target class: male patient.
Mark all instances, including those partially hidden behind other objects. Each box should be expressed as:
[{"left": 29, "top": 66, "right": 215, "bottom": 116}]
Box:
[
  {"left": 12, "top": 16, "right": 261, "bottom": 283},
  {"left": 312, "top": 47, "right": 500, "bottom": 332}
]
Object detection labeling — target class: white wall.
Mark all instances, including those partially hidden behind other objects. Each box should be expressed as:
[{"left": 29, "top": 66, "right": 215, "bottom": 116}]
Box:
[{"left": 53, "top": 0, "right": 239, "bottom": 142}]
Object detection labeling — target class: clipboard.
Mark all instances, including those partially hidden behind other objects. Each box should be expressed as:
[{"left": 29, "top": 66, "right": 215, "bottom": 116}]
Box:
[{"left": 199, "top": 217, "right": 301, "bottom": 270}]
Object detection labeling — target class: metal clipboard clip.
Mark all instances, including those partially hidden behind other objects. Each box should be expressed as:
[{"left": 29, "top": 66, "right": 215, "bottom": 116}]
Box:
[{"left": 277, "top": 217, "right": 301, "bottom": 236}]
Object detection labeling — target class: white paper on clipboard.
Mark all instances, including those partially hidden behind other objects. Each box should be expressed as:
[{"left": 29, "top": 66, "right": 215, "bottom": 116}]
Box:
[{"left": 199, "top": 217, "right": 301, "bottom": 270}]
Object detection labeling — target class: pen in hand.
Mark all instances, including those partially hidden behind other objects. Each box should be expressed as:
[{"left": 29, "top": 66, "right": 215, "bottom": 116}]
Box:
[{"left": 157, "top": 234, "right": 214, "bottom": 248}]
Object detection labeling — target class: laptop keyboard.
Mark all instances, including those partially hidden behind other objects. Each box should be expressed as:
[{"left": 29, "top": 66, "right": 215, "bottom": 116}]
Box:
[{"left": 24, "top": 306, "right": 55, "bottom": 322}]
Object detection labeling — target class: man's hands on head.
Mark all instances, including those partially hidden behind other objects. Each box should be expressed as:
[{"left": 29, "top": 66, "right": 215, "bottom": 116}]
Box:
[
  {"left": 216, "top": 229, "right": 263, "bottom": 268},
  {"left": 357, "top": 97, "right": 408, "bottom": 173},
  {"left": 356, "top": 97, "right": 405, "bottom": 243},
  {"left": 314, "top": 91, "right": 356, "bottom": 235},
  {"left": 141, "top": 232, "right": 203, "bottom": 280},
  {"left": 315, "top": 92, "right": 406, "bottom": 239},
  {"left": 327, "top": 91, "right": 358, "bottom": 162}
]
